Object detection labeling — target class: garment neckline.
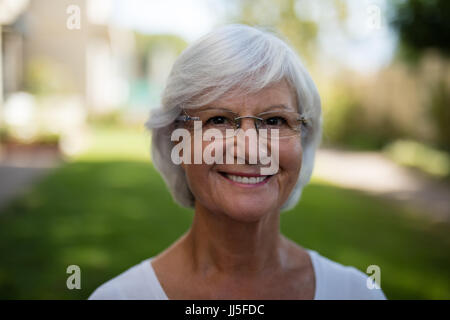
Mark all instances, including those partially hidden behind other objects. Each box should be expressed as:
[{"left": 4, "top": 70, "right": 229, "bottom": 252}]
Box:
[
  {"left": 145, "top": 248, "right": 319, "bottom": 300},
  {"left": 145, "top": 258, "right": 169, "bottom": 300}
]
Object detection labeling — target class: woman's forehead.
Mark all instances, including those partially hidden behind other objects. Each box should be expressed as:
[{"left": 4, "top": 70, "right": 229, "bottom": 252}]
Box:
[{"left": 203, "top": 81, "right": 297, "bottom": 113}]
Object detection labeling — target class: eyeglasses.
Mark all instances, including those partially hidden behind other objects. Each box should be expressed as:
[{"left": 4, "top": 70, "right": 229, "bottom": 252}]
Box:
[{"left": 175, "top": 108, "right": 308, "bottom": 139}]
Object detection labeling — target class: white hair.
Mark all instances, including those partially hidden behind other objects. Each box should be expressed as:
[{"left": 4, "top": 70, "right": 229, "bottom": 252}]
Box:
[{"left": 145, "top": 24, "right": 322, "bottom": 211}]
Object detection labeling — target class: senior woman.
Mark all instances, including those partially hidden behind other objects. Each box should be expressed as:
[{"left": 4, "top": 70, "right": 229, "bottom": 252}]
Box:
[{"left": 89, "top": 24, "right": 386, "bottom": 300}]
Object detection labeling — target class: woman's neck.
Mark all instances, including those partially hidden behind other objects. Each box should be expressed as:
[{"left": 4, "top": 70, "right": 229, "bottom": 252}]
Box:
[{"left": 183, "top": 201, "right": 288, "bottom": 278}]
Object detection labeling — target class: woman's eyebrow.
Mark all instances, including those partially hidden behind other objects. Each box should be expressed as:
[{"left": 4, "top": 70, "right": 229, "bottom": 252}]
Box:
[
  {"left": 195, "top": 104, "right": 291, "bottom": 113},
  {"left": 260, "top": 104, "right": 291, "bottom": 112},
  {"left": 195, "top": 106, "right": 235, "bottom": 113}
]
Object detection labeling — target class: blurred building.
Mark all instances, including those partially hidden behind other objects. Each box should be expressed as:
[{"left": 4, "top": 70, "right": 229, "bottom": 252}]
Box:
[
  {"left": 0, "top": 0, "right": 139, "bottom": 155},
  {"left": 0, "top": 0, "right": 29, "bottom": 102},
  {"left": 1, "top": 0, "right": 135, "bottom": 113}
]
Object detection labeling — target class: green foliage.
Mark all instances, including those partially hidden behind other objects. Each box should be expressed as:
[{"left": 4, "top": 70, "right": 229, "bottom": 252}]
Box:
[
  {"left": 34, "top": 133, "right": 60, "bottom": 146},
  {"left": 322, "top": 86, "right": 400, "bottom": 150},
  {"left": 0, "top": 127, "right": 9, "bottom": 143},
  {"left": 134, "top": 33, "right": 188, "bottom": 77},
  {"left": 391, "top": 0, "right": 450, "bottom": 60},
  {"left": 322, "top": 87, "right": 360, "bottom": 147},
  {"left": 86, "top": 110, "right": 125, "bottom": 128},
  {"left": 234, "top": 0, "right": 318, "bottom": 63},
  {"left": 230, "top": 0, "right": 351, "bottom": 64},
  {"left": 74, "top": 125, "right": 151, "bottom": 162},
  {"left": 0, "top": 128, "right": 60, "bottom": 146},
  {"left": 135, "top": 33, "right": 188, "bottom": 57},
  {"left": 429, "top": 80, "right": 450, "bottom": 151},
  {"left": 384, "top": 139, "right": 450, "bottom": 178}
]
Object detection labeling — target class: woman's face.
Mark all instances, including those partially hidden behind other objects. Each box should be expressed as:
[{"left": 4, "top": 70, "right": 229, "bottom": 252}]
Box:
[{"left": 181, "top": 80, "right": 303, "bottom": 222}]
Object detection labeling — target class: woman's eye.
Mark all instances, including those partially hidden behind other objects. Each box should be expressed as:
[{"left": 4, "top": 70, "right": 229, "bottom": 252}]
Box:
[
  {"left": 206, "top": 116, "right": 229, "bottom": 125},
  {"left": 265, "top": 117, "right": 286, "bottom": 126}
]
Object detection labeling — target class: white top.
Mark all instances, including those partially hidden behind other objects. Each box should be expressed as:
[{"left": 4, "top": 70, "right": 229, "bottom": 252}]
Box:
[{"left": 88, "top": 249, "right": 387, "bottom": 300}]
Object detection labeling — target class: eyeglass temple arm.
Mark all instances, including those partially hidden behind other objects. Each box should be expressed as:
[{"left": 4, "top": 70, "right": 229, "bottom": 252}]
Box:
[
  {"left": 176, "top": 110, "right": 200, "bottom": 122},
  {"left": 176, "top": 115, "right": 200, "bottom": 121},
  {"left": 300, "top": 116, "right": 308, "bottom": 125}
]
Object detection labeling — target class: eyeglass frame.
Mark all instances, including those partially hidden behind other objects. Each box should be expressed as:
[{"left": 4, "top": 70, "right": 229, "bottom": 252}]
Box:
[{"left": 175, "top": 108, "right": 309, "bottom": 135}]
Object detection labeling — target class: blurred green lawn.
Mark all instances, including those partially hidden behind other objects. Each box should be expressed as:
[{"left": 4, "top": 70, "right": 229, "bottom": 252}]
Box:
[{"left": 0, "top": 125, "right": 449, "bottom": 299}]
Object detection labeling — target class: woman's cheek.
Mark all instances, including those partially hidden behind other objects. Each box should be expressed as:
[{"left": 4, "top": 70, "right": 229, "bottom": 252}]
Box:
[{"left": 279, "top": 138, "right": 302, "bottom": 172}]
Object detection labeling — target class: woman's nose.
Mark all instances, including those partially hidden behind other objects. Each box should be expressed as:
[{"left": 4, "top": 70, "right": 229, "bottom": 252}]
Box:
[
  {"left": 238, "top": 118, "right": 258, "bottom": 131},
  {"left": 228, "top": 118, "right": 264, "bottom": 165}
]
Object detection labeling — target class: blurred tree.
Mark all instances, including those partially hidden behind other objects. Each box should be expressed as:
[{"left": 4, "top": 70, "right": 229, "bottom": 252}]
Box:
[
  {"left": 429, "top": 80, "right": 450, "bottom": 151},
  {"left": 229, "top": 0, "right": 348, "bottom": 65},
  {"left": 391, "top": 0, "right": 450, "bottom": 61},
  {"left": 134, "top": 33, "right": 188, "bottom": 77},
  {"left": 390, "top": 0, "right": 450, "bottom": 151}
]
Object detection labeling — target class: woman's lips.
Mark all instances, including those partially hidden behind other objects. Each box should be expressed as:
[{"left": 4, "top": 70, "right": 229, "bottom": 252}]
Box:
[{"left": 218, "top": 171, "right": 272, "bottom": 187}]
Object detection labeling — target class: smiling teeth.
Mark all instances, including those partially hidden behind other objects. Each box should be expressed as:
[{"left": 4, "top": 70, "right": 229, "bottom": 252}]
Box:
[{"left": 225, "top": 174, "right": 268, "bottom": 184}]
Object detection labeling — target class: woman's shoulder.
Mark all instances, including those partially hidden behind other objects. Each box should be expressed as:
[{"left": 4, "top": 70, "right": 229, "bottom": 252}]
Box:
[
  {"left": 88, "top": 258, "right": 168, "bottom": 300},
  {"left": 307, "top": 249, "right": 387, "bottom": 300}
]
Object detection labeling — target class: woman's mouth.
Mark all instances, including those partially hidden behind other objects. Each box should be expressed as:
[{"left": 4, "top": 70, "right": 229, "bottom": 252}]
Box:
[{"left": 219, "top": 172, "right": 272, "bottom": 186}]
